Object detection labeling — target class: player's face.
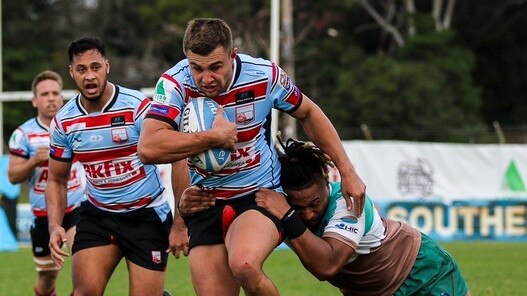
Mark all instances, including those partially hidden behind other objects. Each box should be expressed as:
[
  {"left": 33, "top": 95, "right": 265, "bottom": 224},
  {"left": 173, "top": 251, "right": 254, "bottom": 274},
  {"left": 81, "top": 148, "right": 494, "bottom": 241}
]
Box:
[
  {"left": 69, "top": 49, "right": 109, "bottom": 102},
  {"left": 186, "top": 46, "right": 236, "bottom": 98},
  {"left": 33, "top": 79, "right": 64, "bottom": 121},
  {"left": 285, "top": 180, "right": 330, "bottom": 230}
]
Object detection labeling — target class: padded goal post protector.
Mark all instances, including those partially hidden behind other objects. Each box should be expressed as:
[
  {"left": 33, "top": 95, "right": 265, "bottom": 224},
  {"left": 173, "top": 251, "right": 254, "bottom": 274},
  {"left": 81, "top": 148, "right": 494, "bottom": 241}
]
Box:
[{"left": 0, "top": 207, "right": 18, "bottom": 252}]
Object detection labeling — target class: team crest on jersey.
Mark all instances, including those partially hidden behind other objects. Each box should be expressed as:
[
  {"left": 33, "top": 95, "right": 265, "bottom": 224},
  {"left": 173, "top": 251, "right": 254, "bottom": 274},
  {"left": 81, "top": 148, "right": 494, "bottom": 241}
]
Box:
[
  {"left": 151, "top": 251, "right": 161, "bottom": 264},
  {"left": 236, "top": 104, "right": 255, "bottom": 124},
  {"left": 111, "top": 127, "right": 128, "bottom": 143}
]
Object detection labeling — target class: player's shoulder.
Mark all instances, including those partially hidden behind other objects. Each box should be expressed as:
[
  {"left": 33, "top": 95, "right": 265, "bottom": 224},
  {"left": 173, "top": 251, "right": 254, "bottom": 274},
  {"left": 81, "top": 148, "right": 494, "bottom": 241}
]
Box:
[
  {"left": 238, "top": 54, "right": 273, "bottom": 72},
  {"left": 161, "top": 59, "right": 191, "bottom": 80},
  {"left": 116, "top": 85, "right": 148, "bottom": 101},
  {"left": 16, "top": 117, "right": 39, "bottom": 131},
  {"left": 54, "top": 96, "right": 81, "bottom": 120}
]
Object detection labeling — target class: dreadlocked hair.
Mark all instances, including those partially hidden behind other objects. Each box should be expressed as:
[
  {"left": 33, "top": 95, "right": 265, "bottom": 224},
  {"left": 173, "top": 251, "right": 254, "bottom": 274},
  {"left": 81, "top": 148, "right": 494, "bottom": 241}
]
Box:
[{"left": 276, "top": 133, "right": 334, "bottom": 191}]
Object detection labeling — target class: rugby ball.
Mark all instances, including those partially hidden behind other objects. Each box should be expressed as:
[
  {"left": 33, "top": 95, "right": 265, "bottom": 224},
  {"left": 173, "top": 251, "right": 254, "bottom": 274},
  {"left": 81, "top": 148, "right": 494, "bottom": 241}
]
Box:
[{"left": 181, "top": 97, "right": 231, "bottom": 172}]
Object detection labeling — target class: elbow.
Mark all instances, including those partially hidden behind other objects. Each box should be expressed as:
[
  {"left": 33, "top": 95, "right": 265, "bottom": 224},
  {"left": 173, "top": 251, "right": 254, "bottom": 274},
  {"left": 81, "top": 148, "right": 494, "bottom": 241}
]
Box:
[
  {"left": 7, "top": 173, "right": 21, "bottom": 185},
  {"left": 137, "top": 144, "right": 155, "bottom": 164},
  {"left": 310, "top": 266, "right": 341, "bottom": 281}
]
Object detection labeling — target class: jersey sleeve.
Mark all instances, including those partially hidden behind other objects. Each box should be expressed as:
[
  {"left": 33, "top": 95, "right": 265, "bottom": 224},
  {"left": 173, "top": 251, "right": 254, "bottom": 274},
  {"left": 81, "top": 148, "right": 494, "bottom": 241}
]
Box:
[
  {"left": 322, "top": 197, "right": 366, "bottom": 250},
  {"left": 8, "top": 128, "right": 29, "bottom": 158},
  {"left": 145, "top": 73, "right": 185, "bottom": 130},
  {"left": 49, "top": 116, "right": 74, "bottom": 162},
  {"left": 134, "top": 96, "right": 152, "bottom": 132},
  {"left": 270, "top": 63, "right": 303, "bottom": 113}
]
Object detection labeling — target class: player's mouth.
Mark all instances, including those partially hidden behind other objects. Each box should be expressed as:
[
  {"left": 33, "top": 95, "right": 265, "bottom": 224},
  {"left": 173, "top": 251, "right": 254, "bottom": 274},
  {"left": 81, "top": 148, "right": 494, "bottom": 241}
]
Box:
[
  {"left": 85, "top": 83, "right": 99, "bottom": 95},
  {"left": 201, "top": 84, "right": 218, "bottom": 93}
]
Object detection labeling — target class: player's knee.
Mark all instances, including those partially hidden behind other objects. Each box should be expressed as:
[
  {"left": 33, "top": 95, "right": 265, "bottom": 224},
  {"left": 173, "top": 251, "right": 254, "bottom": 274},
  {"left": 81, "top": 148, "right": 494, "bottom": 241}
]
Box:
[{"left": 228, "top": 256, "right": 262, "bottom": 288}]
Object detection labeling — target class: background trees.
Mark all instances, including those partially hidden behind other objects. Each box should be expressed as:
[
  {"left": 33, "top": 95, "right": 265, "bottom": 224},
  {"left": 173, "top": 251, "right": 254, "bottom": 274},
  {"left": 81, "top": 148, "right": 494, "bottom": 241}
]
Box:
[{"left": 2, "top": 0, "right": 527, "bottom": 145}]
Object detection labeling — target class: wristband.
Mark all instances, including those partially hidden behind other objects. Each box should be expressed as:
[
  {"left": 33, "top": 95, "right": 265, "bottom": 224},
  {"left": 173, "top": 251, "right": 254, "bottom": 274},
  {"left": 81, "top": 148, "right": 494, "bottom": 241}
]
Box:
[
  {"left": 177, "top": 201, "right": 190, "bottom": 218},
  {"left": 280, "top": 208, "right": 307, "bottom": 240}
]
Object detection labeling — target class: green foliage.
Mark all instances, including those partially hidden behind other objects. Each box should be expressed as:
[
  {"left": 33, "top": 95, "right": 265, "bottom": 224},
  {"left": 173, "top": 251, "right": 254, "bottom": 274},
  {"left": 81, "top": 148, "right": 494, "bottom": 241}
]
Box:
[
  {"left": 323, "top": 30, "right": 488, "bottom": 142},
  {"left": 2, "top": 0, "right": 527, "bottom": 144}
]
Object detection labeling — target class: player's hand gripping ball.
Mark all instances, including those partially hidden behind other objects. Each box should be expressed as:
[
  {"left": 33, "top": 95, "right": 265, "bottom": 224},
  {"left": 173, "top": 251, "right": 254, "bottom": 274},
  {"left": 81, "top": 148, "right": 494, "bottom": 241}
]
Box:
[{"left": 181, "top": 97, "right": 232, "bottom": 172}]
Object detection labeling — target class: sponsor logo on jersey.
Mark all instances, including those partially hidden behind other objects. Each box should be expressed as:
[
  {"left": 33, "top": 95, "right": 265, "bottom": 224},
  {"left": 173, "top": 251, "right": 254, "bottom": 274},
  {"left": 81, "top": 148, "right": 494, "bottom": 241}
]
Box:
[
  {"left": 244, "top": 70, "right": 266, "bottom": 77},
  {"left": 66, "top": 122, "right": 86, "bottom": 133},
  {"left": 111, "top": 115, "right": 126, "bottom": 126},
  {"left": 149, "top": 105, "right": 170, "bottom": 115},
  {"left": 153, "top": 93, "right": 168, "bottom": 104},
  {"left": 111, "top": 128, "right": 128, "bottom": 143},
  {"left": 9, "top": 129, "right": 24, "bottom": 146},
  {"left": 84, "top": 160, "right": 138, "bottom": 179},
  {"left": 34, "top": 167, "right": 81, "bottom": 193},
  {"left": 335, "top": 223, "right": 358, "bottom": 234},
  {"left": 90, "top": 135, "right": 104, "bottom": 142},
  {"left": 236, "top": 104, "right": 255, "bottom": 124},
  {"left": 236, "top": 90, "right": 255, "bottom": 104}
]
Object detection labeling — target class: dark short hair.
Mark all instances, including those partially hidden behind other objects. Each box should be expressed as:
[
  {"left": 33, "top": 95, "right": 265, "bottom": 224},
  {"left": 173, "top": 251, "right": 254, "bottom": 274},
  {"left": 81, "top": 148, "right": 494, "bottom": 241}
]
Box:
[
  {"left": 183, "top": 18, "right": 233, "bottom": 55},
  {"left": 68, "top": 37, "right": 106, "bottom": 62}
]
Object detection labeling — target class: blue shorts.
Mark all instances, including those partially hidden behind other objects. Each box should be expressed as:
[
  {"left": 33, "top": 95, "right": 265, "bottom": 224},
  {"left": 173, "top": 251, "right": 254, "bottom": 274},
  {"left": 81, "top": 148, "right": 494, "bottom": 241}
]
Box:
[{"left": 72, "top": 201, "right": 173, "bottom": 271}]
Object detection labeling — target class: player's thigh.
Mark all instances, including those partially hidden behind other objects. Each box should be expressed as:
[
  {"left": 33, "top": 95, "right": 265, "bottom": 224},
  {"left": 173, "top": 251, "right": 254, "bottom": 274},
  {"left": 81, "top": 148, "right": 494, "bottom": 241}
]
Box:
[
  {"left": 64, "top": 225, "right": 76, "bottom": 250},
  {"left": 127, "top": 259, "right": 165, "bottom": 296},
  {"left": 72, "top": 244, "right": 122, "bottom": 295},
  {"left": 225, "top": 209, "right": 280, "bottom": 267},
  {"left": 189, "top": 244, "right": 240, "bottom": 296}
]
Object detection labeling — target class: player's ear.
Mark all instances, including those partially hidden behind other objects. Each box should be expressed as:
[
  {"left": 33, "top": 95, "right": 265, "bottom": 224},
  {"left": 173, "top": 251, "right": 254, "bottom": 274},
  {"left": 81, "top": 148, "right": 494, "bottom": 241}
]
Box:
[
  {"left": 69, "top": 65, "right": 74, "bottom": 79},
  {"left": 230, "top": 47, "right": 238, "bottom": 59}
]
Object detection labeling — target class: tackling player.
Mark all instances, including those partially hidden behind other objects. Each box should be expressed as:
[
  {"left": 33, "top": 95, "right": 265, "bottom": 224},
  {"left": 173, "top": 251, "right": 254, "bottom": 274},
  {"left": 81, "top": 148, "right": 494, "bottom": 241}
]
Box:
[
  {"left": 255, "top": 137, "right": 472, "bottom": 296},
  {"left": 8, "top": 70, "right": 86, "bottom": 296}
]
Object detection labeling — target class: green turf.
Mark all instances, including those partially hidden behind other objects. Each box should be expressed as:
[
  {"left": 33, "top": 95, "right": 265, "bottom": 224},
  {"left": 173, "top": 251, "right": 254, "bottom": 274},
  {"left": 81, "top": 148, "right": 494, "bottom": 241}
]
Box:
[{"left": 1, "top": 242, "right": 526, "bottom": 295}]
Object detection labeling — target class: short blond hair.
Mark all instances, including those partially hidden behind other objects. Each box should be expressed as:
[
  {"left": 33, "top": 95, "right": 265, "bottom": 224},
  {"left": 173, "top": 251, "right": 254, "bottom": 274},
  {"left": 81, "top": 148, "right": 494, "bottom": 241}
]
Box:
[{"left": 31, "top": 70, "right": 63, "bottom": 95}]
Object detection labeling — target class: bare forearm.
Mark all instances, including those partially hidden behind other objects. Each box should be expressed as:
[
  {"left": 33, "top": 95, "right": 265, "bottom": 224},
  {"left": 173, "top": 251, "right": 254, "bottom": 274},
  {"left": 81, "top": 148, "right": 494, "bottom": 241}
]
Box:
[
  {"left": 45, "top": 181, "right": 67, "bottom": 231},
  {"left": 171, "top": 160, "right": 190, "bottom": 220},
  {"left": 139, "top": 129, "right": 220, "bottom": 164},
  {"left": 8, "top": 157, "right": 39, "bottom": 184},
  {"left": 288, "top": 233, "right": 346, "bottom": 280}
]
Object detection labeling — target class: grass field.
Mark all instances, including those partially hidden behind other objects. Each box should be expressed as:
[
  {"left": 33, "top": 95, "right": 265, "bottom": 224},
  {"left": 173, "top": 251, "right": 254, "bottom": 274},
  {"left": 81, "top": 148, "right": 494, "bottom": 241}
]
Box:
[{"left": 1, "top": 242, "right": 526, "bottom": 295}]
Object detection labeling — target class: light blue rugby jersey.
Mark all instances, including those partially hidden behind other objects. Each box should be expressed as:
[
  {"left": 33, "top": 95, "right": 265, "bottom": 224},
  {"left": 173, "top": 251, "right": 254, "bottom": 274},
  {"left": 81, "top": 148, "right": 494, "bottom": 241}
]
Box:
[
  {"left": 49, "top": 84, "right": 167, "bottom": 215},
  {"left": 9, "top": 117, "right": 86, "bottom": 216},
  {"left": 147, "top": 54, "right": 303, "bottom": 199}
]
